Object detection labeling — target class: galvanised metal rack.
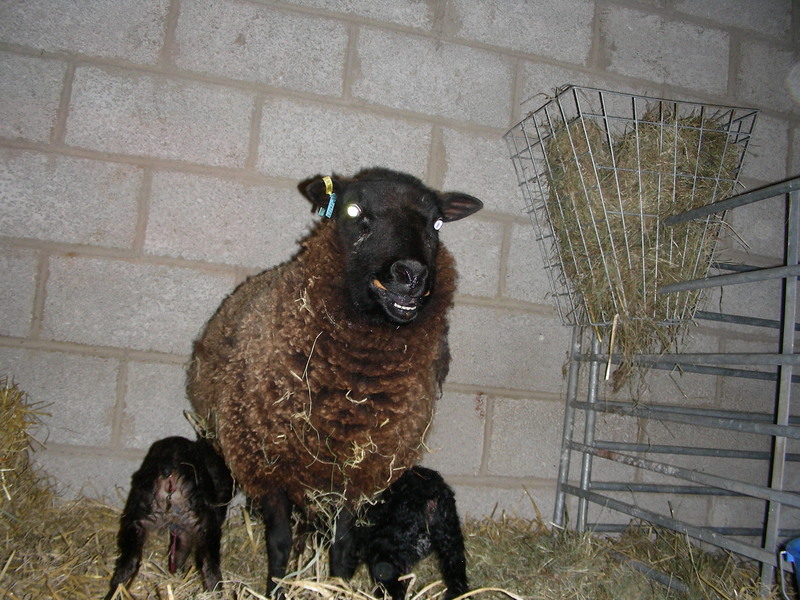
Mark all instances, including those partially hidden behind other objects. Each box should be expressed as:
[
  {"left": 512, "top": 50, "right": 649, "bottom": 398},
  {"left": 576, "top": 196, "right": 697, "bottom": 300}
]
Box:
[{"left": 553, "top": 176, "right": 800, "bottom": 595}]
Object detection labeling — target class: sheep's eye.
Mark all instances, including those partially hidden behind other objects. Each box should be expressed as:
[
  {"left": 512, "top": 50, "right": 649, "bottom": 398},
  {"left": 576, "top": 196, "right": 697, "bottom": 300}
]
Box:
[
  {"left": 433, "top": 218, "right": 444, "bottom": 231},
  {"left": 345, "top": 203, "right": 362, "bottom": 218}
]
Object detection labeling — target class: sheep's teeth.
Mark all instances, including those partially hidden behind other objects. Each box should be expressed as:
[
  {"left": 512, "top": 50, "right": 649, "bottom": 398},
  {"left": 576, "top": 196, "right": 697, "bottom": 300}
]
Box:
[{"left": 393, "top": 303, "right": 415, "bottom": 311}]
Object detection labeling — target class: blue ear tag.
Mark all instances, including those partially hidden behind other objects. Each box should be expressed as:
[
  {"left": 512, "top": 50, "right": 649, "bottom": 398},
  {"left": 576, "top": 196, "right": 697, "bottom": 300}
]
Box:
[{"left": 318, "top": 176, "right": 337, "bottom": 218}]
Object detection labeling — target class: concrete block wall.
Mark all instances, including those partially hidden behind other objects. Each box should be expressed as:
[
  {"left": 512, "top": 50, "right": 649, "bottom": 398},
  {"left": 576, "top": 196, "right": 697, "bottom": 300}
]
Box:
[{"left": 0, "top": 0, "right": 798, "bottom": 526}]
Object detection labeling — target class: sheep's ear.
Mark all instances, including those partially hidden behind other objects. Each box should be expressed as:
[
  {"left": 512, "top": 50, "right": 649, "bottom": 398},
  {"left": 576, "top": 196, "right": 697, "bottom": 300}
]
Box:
[
  {"left": 438, "top": 192, "right": 483, "bottom": 222},
  {"left": 297, "top": 175, "right": 347, "bottom": 214}
]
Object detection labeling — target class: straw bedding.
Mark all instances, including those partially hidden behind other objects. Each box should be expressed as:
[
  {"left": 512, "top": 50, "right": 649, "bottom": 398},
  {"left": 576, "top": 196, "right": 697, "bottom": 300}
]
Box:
[{"left": 0, "top": 380, "right": 778, "bottom": 599}]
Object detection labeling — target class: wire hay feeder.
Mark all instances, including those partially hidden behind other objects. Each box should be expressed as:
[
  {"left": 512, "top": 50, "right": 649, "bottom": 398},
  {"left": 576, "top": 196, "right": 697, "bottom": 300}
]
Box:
[{"left": 505, "top": 86, "right": 758, "bottom": 387}]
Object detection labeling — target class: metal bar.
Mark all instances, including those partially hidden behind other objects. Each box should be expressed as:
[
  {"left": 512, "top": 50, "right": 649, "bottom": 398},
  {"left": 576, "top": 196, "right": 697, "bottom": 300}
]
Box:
[
  {"left": 578, "top": 347, "right": 800, "bottom": 382},
  {"left": 577, "top": 333, "right": 602, "bottom": 531},
  {"left": 590, "top": 523, "right": 800, "bottom": 539},
  {"left": 589, "top": 351, "right": 800, "bottom": 367},
  {"left": 761, "top": 187, "right": 800, "bottom": 591},
  {"left": 560, "top": 484, "right": 777, "bottom": 564},
  {"left": 663, "top": 176, "right": 800, "bottom": 226},
  {"left": 571, "top": 400, "right": 800, "bottom": 439},
  {"left": 568, "top": 441, "right": 800, "bottom": 508},
  {"left": 658, "top": 264, "right": 800, "bottom": 294},
  {"left": 569, "top": 397, "right": 800, "bottom": 424},
  {"left": 711, "top": 262, "right": 762, "bottom": 273},
  {"left": 553, "top": 327, "right": 582, "bottom": 527},
  {"left": 606, "top": 549, "right": 691, "bottom": 595},
  {"left": 591, "top": 482, "right": 743, "bottom": 495},
  {"left": 637, "top": 359, "right": 800, "bottom": 384},
  {"left": 593, "top": 440, "right": 800, "bottom": 461},
  {"left": 694, "top": 309, "right": 800, "bottom": 332}
]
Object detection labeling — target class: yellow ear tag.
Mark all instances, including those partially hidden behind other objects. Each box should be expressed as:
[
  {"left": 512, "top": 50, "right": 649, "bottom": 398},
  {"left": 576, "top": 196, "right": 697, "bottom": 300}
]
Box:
[{"left": 318, "top": 176, "right": 337, "bottom": 218}]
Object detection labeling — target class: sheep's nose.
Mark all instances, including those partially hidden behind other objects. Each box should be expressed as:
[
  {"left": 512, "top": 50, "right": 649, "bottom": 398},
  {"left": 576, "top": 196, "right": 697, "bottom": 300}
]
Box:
[{"left": 390, "top": 259, "right": 428, "bottom": 296}]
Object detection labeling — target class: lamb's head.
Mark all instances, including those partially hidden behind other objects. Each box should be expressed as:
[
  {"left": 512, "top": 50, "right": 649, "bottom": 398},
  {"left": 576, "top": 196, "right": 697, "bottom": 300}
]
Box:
[{"left": 298, "top": 168, "right": 483, "bottom": 325}]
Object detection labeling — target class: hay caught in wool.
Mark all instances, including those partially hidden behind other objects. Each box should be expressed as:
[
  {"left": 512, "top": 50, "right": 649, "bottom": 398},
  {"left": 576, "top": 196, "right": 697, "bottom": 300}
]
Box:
[
  {"left": 0, "top": 379, "right": 778, "bottom": 599},
  {"left": 544, "top": 107, "right": 742, "bottom": 389}
]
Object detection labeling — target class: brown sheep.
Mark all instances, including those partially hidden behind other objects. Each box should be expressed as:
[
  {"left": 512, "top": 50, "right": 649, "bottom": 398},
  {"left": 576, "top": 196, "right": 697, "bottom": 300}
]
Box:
[{"left": 187, "top": 167, "right": 482, "bottom": 593}]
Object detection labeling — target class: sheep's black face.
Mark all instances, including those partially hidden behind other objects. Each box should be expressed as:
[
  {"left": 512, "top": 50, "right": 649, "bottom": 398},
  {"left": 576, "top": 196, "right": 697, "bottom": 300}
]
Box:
[
  {"left": 333, "top": 181, "right": 442, "bottom": 324},
  {"left": 298, "top": 169, "right": 483, "bottom": 325}
]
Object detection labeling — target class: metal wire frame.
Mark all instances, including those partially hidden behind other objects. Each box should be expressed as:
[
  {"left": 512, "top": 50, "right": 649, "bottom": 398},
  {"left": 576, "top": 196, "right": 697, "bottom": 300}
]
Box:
[
  {"left": 552, "top": 176, "right": 800, "bottom": 595},
  {"left": 504, "top": 86, "right": 758, "bottom": 327}
]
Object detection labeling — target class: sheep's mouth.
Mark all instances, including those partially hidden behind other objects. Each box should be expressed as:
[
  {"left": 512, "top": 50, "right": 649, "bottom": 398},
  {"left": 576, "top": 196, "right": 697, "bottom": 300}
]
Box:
[{"left": 371, "top": 279, "right": 427, "bottom": 324}]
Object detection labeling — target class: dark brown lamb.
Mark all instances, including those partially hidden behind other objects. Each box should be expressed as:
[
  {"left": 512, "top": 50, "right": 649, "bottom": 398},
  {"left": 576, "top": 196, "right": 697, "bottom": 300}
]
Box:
[
  {"left": 105, "top": 436, "right": 234, "bottom": 599},
  {"left": 187, "top": 167, "right": 482, "bottom": 593}
]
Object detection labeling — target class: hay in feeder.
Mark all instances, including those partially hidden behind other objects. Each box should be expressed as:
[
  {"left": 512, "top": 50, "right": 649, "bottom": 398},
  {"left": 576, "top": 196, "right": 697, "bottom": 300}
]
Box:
[
  {"left": 544, "top": 107, "right": 742, "bottom": 389},
  {"left": 0, "top": 378, "right": 777, "bottom": 599}
]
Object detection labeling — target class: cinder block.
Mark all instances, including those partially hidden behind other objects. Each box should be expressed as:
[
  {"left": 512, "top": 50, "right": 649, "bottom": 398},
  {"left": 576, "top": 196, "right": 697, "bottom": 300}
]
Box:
[
  {"left": 440, "top": 217, "right": 502, "bottom": 299},
  {"left": 451, "top": 482, "right": 549, "bottom": 521},
  {"left": 447, "top": 305, "right": 570, "bottom": 393},
  {"left": 783, "top": 462, "right": 800, "bottom": 511},
  {"left": 352, "top": 27, "right": 513, "bottom": 128},
  {"left": 599, "top": 7, "right": 729, "bottom": 95},
  {"left": 0, "top": 346, "right": 119, "bottom": 446},
  {"left": 518, "top": 62, "right": 600, "bottom": 112},
  {"left": 0, "top": 0, "right": 169, "bottom": 64},
  {"left": 0, "top": 248, "right": 38, "bottom": 337},
  {"left": 674, "top": 0, "right": 792, "bottom": 41},
  {"left": 65, "top": 67, "right": 254, "bottom": 167},
  {"left": 517, "top": 62, "right": 659, "bottom": 116},
  {"left": 504, "top": 222, "right": 554, "bottom": 307},
  {"left": 708, "top": 496, "right": 769, "bottom": 531},
  {"left": 448, "top": 0, "right": 594, "bottom": 66},
  {"left": 717, "top": 277, "right": 783, "bottom": 324},
  {"left": 174, "top": 0, "right": 348, "bottom": 96},
  {"left": 257, "top": 97, "right": 431, "bottom": 180},
  {"left": 0, "top": 149, "right": 141, "bottom": 248},
  {"left": 487, "top": 397, "right": 563, "bottom": 478},
  {"left": 737, "top": 39, "right": 798, "bottom": 117},
  {"left": 739, "top": 112, "right": 789, "bottom": 183},
  {"left": 121, "top": 361, "right": 195, "bottom": 449},
  {"left": 277, "top": 0, "right": 436, "bottom": 30},
  {"left": 146, "top": 171, "right": 313, "bottom": 268},
  {"left": 441, "top": 128, "right": 521, "bottom": 216},
  {"left": 421, "top": 391, "right": 485, "bottom": 476},
  {"left": 718, "top": 339, "right": 787, "bottom": 414},
  {"left": 34, "top": 450, "right": 141, "bottom": 504},
  {"left": 794, "top": 125, "right": 800, "bottom": 175},
  {"left": 0, "top": 52, "right": 65, "bottom": 142},
  {"left": 723, "top": 191, "right": 785, "bottom": 259},
  {"left": 42, "top": 256, "right": 236, "bottom": 355}
]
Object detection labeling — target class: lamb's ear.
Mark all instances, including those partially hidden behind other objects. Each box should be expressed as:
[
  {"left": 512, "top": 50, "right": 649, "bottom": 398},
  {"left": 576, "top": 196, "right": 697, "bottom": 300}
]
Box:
[
  {"left": 438, "top": 192, "right": 483, "bottom": 222},
  {"left": 297, "top": 175, "right": 347, "bottom": 214}
]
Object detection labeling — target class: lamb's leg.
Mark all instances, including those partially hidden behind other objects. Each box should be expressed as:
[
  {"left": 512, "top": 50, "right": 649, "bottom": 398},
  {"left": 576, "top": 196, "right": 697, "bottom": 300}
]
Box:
[
  {"left": 432, "top": 503, "right": 468, "bottom": 600},
  {"left": 329, "top": 508, "right": 358, "bottom": 579},
  {"left": 261, "top": 491, "right": 293, "bottom": 597},
  {"left": 195, "top": 515, "right": 224, "bottom": 591},
  {"left": 105, "top": 520, "right": 147, "bottom": 600}
]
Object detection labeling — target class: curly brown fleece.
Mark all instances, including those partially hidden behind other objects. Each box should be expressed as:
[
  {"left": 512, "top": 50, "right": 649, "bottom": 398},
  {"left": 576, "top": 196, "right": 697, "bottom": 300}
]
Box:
[{"left": 188, "top": 219, "right": 456, "bottom": 508}]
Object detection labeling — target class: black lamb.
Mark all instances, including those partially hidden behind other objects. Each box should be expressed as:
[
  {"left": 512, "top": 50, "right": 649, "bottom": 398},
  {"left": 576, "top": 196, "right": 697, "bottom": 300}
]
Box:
[
  {"left": 351, "top": 466, "right": 468, "bottom": 600},
  {"left": 105, "top": 436, "right": 234, "bottom": 599}
]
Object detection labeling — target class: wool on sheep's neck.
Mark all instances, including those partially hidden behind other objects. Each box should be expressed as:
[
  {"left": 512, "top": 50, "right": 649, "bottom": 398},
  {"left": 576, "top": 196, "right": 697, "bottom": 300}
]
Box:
[{"left": 198, "top": 220, "right": 459, "bottom": 508}]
